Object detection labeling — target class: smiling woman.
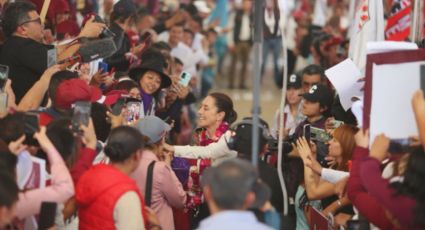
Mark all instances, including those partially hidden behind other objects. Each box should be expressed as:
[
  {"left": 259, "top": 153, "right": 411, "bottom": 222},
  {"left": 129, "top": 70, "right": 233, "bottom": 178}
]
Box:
[{"left": 129, "top": 48, "right": 172, "bottom": 117}]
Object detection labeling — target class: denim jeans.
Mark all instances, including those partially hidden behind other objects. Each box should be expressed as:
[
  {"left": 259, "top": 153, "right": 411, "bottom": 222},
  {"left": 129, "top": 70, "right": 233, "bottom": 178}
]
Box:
[{"left": 261, "top": 37, "right": 282, "bottom": 86}]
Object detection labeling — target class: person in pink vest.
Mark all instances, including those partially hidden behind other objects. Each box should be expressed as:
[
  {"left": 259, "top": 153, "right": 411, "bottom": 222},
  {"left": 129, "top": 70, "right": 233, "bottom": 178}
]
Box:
[{"left": 76, "top": 126, "right": 150, "bottom": 230}]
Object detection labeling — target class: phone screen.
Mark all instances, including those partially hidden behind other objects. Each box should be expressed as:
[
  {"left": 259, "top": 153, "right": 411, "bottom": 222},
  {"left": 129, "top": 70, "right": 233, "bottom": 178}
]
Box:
[
  {"left": 72, "top": 101, "right": 91, "bottom": 134},
  {"left": 47, "top": 49, "right": 57, "bottom": 68},
  {"left": 0, "top": 64, "right": 9, "bottom": 91},
  {"left": 111, "top": 98, "right": 126, "bottom": 116},
  {"left": 179, "top": 71, "right": 192, "bottom": 87},
  {"left": 126, "top": 102, "right": 141, "bottom": 123},
  {"left": 98, "top": 61, "right": 109, "bottom": 73},
  {"left": 38, "top": 202, "right": 57, "bottom": 230},
  {"left": 23, "top": 112, "right": 40, "bottom": 146},
  {"left": 303, "top": 124, "right": 311, "bottom": 144},
  {"left": 421, "top": 65, "right": 425, "bottom": 94},
  {"left": 388, "top": 139, "right": 410, "bottom": 154},
  {"left": 0, "top": 92, "right": 7, "bottom": 114}
]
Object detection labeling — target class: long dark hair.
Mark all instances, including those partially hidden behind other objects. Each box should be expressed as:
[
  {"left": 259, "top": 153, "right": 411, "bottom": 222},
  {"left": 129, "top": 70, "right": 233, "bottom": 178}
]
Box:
[
  {"left": 209, "top": 92, "right": 237, "bottom": 124},
  {"left": 392, "top": 147, "right": 425, "bottom": 228}
]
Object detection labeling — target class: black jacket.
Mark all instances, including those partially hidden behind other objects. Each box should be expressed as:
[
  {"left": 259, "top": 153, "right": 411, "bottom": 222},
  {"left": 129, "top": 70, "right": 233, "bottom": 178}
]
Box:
[{"left": 0, "top": 36, "right": 52, "bottom": 103}]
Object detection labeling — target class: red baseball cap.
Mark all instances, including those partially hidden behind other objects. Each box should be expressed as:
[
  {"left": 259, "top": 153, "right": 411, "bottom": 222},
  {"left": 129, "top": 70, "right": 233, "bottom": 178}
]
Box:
[
  {"left": 96, "top": 90, "right": 128, "bottom": 106},
  {"left": 55, "top": 79, "right": 102, "bottom": 109}
]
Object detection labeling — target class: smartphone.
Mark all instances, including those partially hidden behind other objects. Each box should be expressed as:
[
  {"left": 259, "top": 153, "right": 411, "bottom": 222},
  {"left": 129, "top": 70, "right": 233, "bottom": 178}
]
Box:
[
  {"left": 72, "top": 101, "right": 91, "bottom": 134},
  {"left": 311, "top": 127, "right": 332, "bottom": 143},
  {"left": 0, "top": 92, "right": 7, "bottom": 114},
  {"left": 0, "top": 64, "right": 9, "bottom": 92},
  {"left": 332, "top": 120, "right": 344, "bottom": 128},
  {"left": 98, "top": 61, "right": 109, "bottom": 74},
  {"left": 140, "top": 31, "right": 152, "bottom": 45},
  {"left": 421, "top": 65, "right": 425, "bottom": 94},
  {"left": 111, "top": 97, "right": 126, "bottom": 116},
  {"left": 38, "top": 202, "right": 57, "bottom": 230},
  {"left": 139, "top": 32, "right": 152, "bottom": 54},
  {"left": 346, "top": 219, "right": 371, "bottom": 230},
  {"left": 47, "top": 49, "right": 57, "bottom": 68},
  {"left": 303, "top": 124, "right": 311, "bottom": 144},
  {"left": 179, "top": 71, "right": 192, "bottom": 87},
  {"left": 126, "top": 102, "right": 141, "bottom": 123},
  {"left": 23, "top": 112, "right": 40, "bottom": 146},
  {"left": 388, "top": 139, "right": 410, "bottom": 154}
]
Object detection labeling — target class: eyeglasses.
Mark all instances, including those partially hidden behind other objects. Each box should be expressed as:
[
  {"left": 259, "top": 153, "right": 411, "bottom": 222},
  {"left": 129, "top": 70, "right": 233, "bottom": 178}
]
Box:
[{"left": 19, "top": 17, "right": 42, "bottom": 26}]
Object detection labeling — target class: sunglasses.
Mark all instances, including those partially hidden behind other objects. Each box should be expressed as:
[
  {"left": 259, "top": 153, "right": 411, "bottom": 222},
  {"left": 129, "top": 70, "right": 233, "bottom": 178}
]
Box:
[{"left": 19, "top": 17, "right": 42, "bottom": 26}]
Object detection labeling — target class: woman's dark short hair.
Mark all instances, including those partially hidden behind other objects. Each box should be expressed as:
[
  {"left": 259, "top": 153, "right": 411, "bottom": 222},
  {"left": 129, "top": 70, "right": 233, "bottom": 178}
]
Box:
[
  {"left": 209, "top": 92, "right": 238, "bottom": 124},
  {"left": 104, "top": 126, "right": 144, "bottom": 162}
]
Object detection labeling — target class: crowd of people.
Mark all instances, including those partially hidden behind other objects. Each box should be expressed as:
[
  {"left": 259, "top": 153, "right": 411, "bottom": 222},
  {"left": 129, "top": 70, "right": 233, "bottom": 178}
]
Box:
[{"left": 0, "top": 0, "right": 424, "bottom": 230}]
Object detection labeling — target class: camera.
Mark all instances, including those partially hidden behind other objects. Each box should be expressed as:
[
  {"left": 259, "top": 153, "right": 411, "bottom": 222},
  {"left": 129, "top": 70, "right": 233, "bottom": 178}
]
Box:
[{"left": 267, "top": 134, "right": 296, "bottom": 154}]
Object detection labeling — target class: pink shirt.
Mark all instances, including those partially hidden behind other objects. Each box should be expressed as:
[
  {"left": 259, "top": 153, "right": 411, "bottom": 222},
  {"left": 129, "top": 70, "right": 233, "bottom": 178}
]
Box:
[
  {"left": 16, "top": 147, "right": 74, "bottom": 219},
  {"left": 131, "top": 151, "right": 186, "bottom": 230}
]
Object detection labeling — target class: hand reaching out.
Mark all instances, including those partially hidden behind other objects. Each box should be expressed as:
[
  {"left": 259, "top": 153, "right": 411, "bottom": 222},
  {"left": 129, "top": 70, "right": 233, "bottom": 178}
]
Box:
[
  {"left": 296, "top": 137, "right": 313, "bottom": 162},
  {"left": 33, "top": 127, "right": 55, "bottom": 153},
  {"left": 79, "top": 16, "right": 106, "bottom": 38},
  {"left": 370, "top": 134, "right": 390, "bottom": 162},
  {"left": 80, "top": 119, "right": 97, "bottom": 150},
  {"left": 412, "top": 90, "right": 425, "bottom": 116}
]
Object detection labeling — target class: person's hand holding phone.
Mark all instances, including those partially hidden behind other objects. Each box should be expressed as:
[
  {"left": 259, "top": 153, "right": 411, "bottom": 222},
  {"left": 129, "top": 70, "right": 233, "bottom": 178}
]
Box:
[
  {"left": 131, "top": 42, "right": 146, "bottom": 57},
  {"left": 90, "top": 69, "right": 109, "bottom": 87},
  {"left": 78, "top": 15, "right": 106, "bottom": 38},
  {"left": 80, "top": 118, "right": 97, "bottom": 150},
  {"left": 296, "top": 137, "right": 313, "bottom": 162},
  {"left": 325, "top": 156, "right": 337, "bottom": 167},
  {"left": 107, "top": 109, "right": 125, "bottom": 128},
  {"left": 33, "top": 126, "right": 55, "bottom": 153},
  {"left": 100, "top": 74, "right": 115, "bottom": 88},
  {"left": 8, "top": 135, "right": 27, "bottom": 155},
  {"left": 172, "top": 83, "right": 189, "bottom": 100}
]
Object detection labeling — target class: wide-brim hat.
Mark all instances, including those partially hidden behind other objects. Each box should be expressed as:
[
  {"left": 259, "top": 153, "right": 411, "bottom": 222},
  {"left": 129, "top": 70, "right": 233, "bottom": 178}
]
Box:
[{"left": 128, "top": 49, "right": 172, "bottom": 90}]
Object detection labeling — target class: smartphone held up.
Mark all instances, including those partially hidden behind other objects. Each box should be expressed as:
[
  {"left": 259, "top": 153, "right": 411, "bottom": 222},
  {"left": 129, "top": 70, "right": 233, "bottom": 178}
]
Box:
[{"left": 72, "top": 101, "right": 91, "bottom": 135}]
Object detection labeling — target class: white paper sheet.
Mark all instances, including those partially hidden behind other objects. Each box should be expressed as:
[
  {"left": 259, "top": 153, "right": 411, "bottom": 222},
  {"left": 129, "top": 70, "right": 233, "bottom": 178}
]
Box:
[
  {"left": 367, "top": 41, "right": 418, "bottom": 55},
  {"left": 325, "top": 58, "right": 363, "bottom": 111},
  {"left": 369, "top": 61, "right": 425, "bottom": 146}
]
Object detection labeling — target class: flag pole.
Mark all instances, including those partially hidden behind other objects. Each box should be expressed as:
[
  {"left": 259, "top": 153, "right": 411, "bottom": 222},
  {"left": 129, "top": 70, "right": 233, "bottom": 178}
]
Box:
[
  {"left": 411, "top": 0, "right": 420, "bottom": 42},
  {"left": 276, "top": 0, "right": 289, "bottom": 216},
  {"left": 251, "top": 0, "right": 263, "bottom": 166},
  {"left": 40, "top": 0, "right": 51, "bottom": 25}
]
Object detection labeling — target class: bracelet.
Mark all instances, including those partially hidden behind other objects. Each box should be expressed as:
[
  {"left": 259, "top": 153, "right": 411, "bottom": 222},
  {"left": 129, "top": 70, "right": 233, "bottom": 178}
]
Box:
[
  {"left": 149, "top": 224, "right": 162, "bottom": 230},
  {"left": 337, "top": 199, "right": 342, "bottom": 207}
]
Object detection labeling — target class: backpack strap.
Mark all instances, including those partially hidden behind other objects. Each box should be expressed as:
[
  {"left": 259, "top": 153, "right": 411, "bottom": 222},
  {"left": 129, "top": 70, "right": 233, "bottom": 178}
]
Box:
[{"left": 144, "top": 161, "right": 156, "bottom": 207}]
